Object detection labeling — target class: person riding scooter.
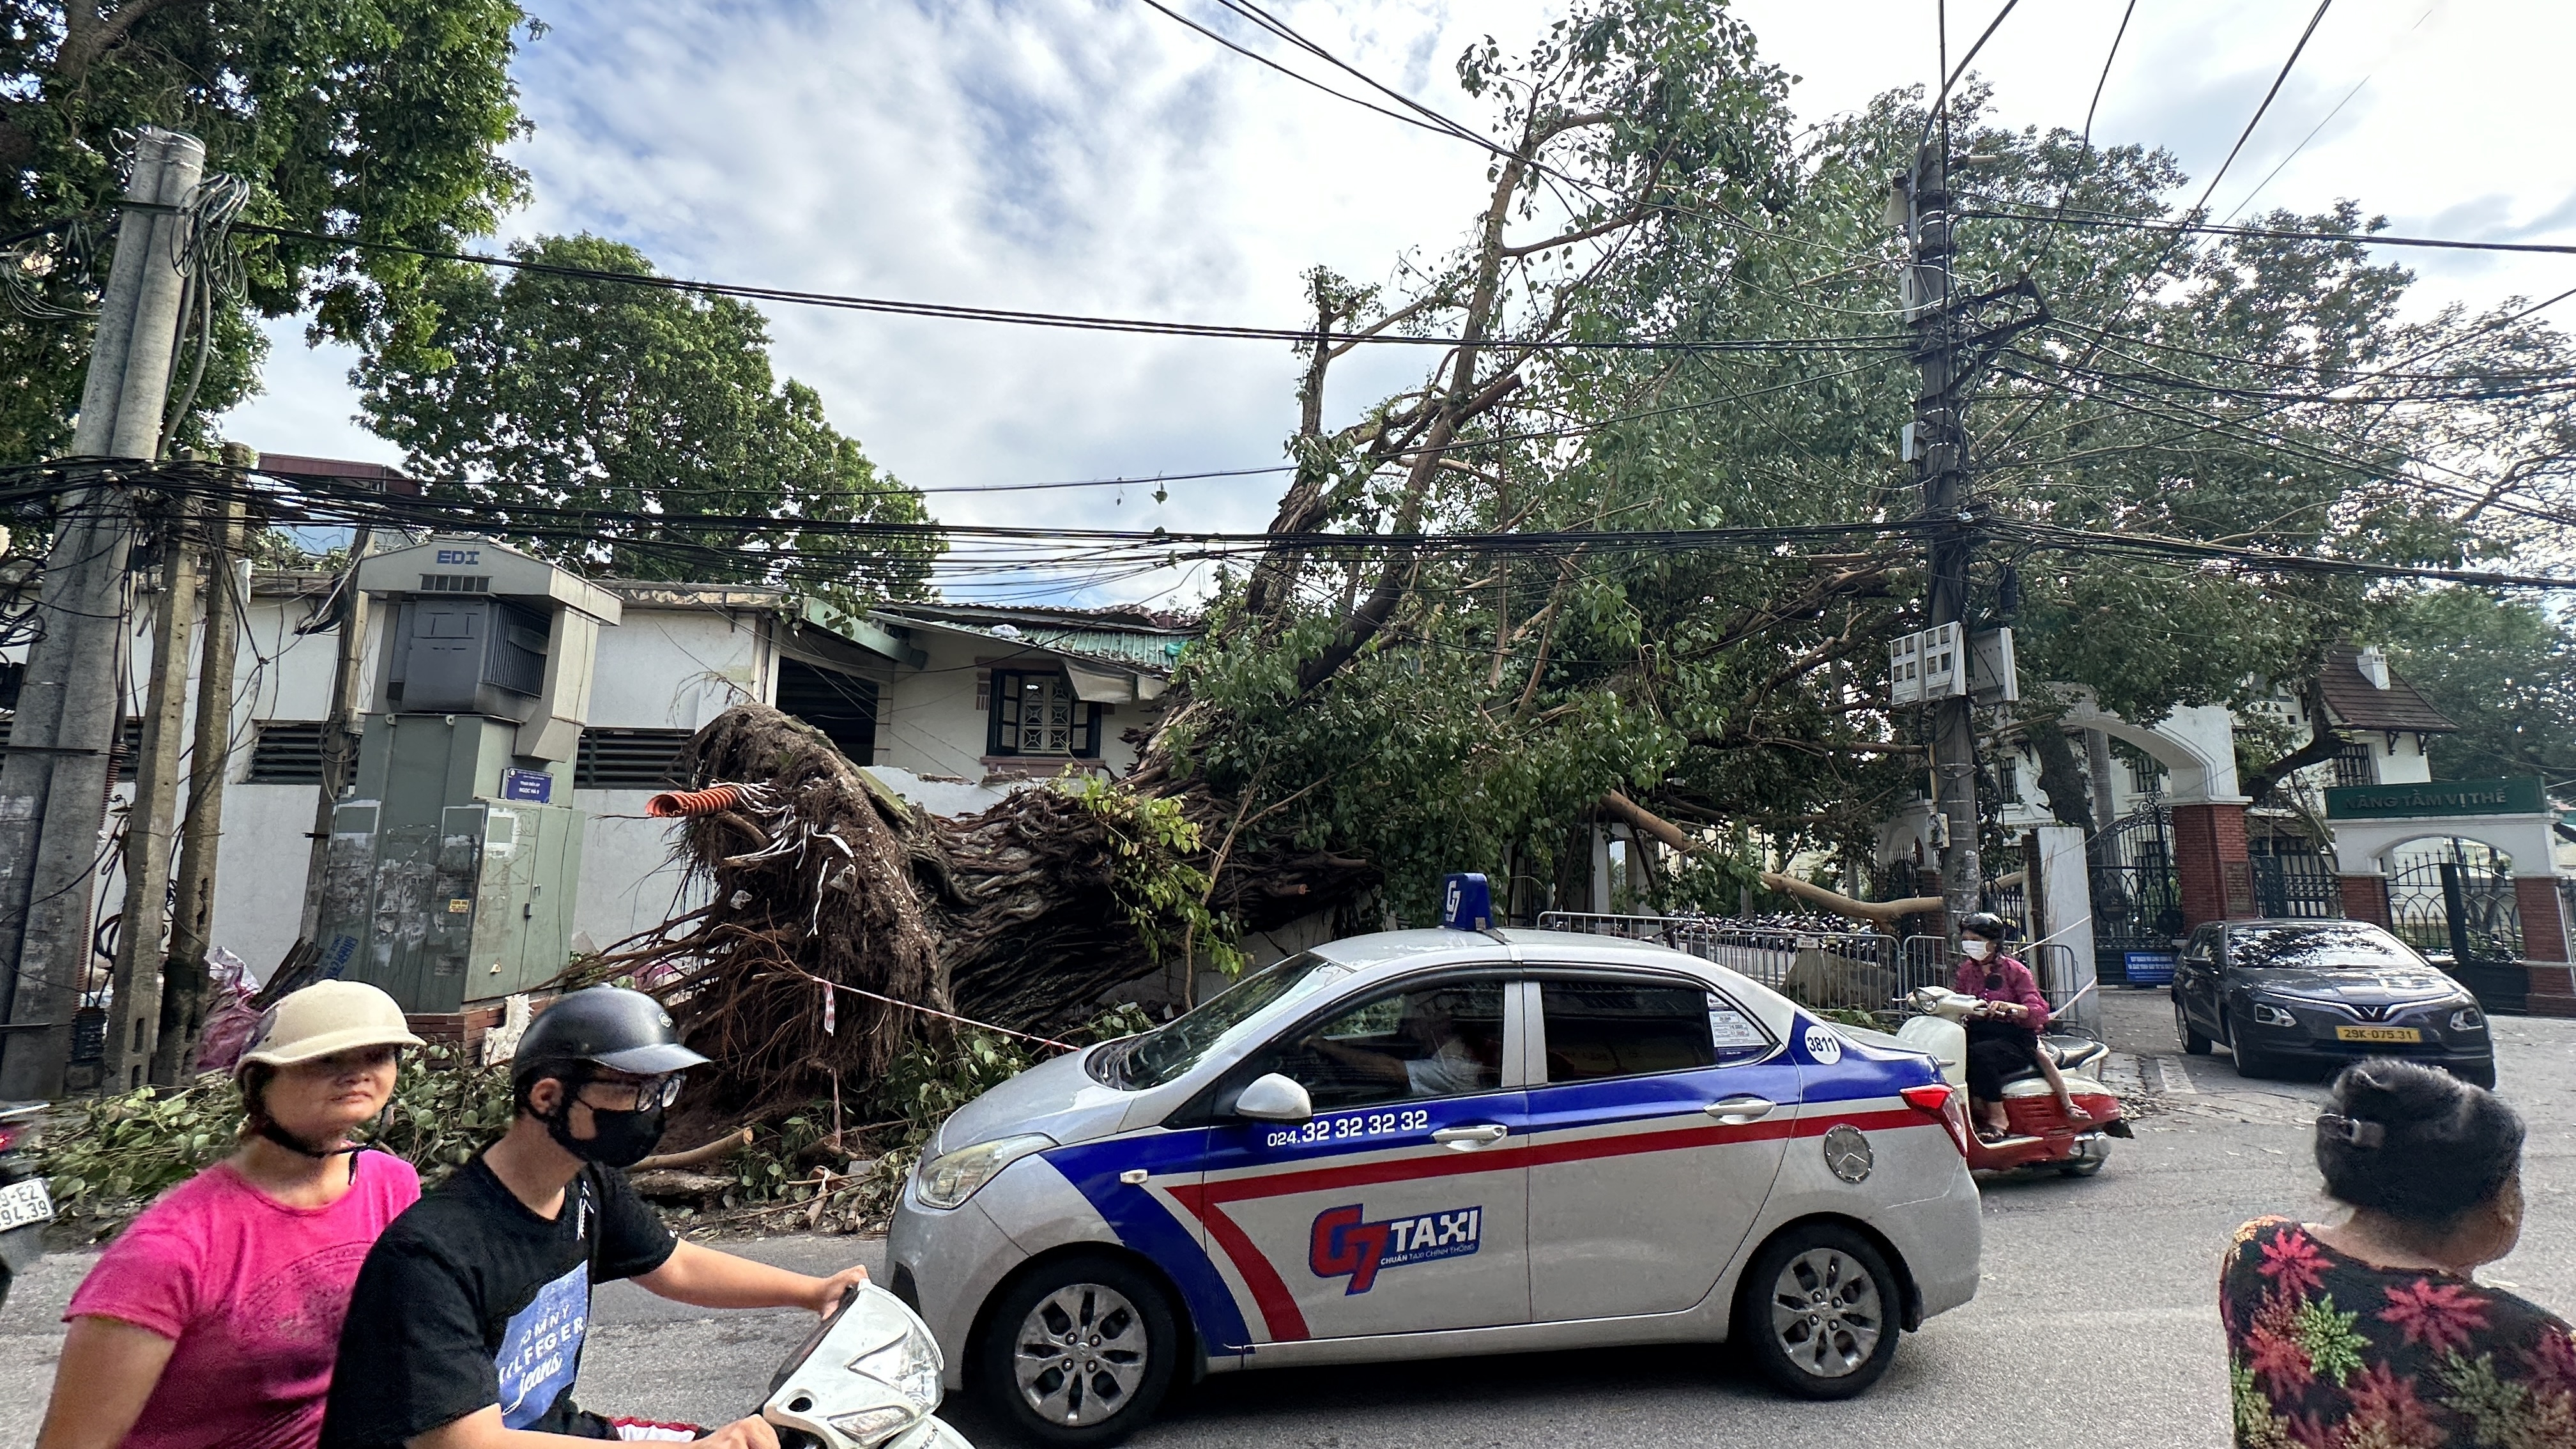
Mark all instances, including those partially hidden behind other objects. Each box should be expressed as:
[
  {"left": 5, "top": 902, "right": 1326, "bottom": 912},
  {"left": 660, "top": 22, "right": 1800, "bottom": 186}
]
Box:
[
  {"left": 319, "top": 986, "right": 869, "bottom": 1449},
  {"left": 1951, "top": 914, "right": 2085, "bottom": 1140}
]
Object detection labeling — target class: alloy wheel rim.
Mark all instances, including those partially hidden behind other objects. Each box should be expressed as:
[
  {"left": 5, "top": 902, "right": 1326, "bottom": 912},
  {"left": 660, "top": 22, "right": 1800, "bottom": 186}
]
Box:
[
  {"left": 1013, "top": 1282, "right": 1149, "bottom": 1426},
  {"left": 1768, "top": 1248, "right": 1883, "bottom": 1378}
]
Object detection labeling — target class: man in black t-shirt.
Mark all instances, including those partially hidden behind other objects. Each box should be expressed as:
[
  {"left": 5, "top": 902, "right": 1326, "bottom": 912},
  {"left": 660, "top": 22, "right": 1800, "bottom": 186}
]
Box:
[{"left": 321, "top": 989, "right": 866, "bottom": 1449}]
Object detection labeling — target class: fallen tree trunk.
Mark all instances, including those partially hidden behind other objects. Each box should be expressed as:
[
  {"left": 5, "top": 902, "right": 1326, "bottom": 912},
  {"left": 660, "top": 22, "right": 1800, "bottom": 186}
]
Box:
[
  {"left": 1756, "top": 871, "right": 1943, "bottom": 928},
  {"left": 602, "top": 704, "right": 1376, "bottom": 1114}
]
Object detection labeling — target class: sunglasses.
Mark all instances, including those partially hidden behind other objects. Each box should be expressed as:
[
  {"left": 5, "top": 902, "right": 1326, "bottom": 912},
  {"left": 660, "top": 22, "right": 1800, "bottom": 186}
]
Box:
[{"left": 579, "top": 1073, "right": 687, "bottom": 1112}]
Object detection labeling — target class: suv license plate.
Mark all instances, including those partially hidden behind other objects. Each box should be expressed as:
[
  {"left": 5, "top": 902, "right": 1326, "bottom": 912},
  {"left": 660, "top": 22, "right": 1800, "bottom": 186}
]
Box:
[
  {"left": 2334, "top": 1025, "right": 2422, "bottom": 1043},
  {"left": 0, "top": 1177, "right": 53, "bottom": 1232}
]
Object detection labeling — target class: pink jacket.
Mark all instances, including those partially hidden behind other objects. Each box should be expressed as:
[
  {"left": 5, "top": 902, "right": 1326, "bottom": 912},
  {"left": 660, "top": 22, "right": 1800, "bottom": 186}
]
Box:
[{"left": 1953, "top": 953, "right": 2050, "bottom": 1031}]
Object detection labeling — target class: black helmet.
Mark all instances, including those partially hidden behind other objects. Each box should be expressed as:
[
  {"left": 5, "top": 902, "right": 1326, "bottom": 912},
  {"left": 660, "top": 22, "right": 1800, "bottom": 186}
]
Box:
[
  {"left": 512, "top": 986, "right": 709, "bottom": 1088},
  {"left": 1959, "top": 912, "right": 2011, "bottom": 942}
]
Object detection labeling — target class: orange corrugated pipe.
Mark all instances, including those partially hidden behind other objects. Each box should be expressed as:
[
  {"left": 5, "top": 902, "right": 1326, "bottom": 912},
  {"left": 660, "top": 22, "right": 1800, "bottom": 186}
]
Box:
[{"left": 646, "top": 783, "right": 745, "bottom": 819}]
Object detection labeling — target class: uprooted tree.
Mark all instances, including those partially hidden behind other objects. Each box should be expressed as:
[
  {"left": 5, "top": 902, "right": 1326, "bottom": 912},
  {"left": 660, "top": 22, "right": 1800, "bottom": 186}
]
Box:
[{"left": 604, "top": 1, "right": 2576, "bottom": 1114}]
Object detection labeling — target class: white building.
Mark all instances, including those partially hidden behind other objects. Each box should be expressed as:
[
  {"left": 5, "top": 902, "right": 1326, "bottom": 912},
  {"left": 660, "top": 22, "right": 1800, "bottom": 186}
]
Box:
[{"left": 6, "top": 568, "right": 1193, "bottom": 986}]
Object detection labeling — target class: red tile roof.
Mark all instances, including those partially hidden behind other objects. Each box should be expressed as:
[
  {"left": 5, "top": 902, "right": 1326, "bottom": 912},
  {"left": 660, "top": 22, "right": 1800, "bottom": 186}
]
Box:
[{"left": 2318, "top": 645, "right": 2455, "bottom": 733}]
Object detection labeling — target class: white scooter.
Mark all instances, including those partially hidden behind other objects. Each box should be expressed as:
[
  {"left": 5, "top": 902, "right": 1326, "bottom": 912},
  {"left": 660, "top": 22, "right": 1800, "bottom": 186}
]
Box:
[
  {"left": 763, "top": 1284, "right": 975, "bottom": 1448},
  {"left": 1894, "top": 986, "right": 2129, "bottom": 1176}
]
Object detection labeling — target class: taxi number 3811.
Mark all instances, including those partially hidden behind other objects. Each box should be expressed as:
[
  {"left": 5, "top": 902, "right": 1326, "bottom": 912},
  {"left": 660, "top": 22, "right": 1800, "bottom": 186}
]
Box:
[{"left": 1266, "top": 1108, "right": 1432, "bottom": 1148}]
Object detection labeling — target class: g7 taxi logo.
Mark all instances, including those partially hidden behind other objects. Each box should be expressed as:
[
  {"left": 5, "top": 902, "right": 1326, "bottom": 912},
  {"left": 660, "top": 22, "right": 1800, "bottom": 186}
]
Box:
[{"left": 1308, "top": 1204, "right": 1482, "bottom": 1295}]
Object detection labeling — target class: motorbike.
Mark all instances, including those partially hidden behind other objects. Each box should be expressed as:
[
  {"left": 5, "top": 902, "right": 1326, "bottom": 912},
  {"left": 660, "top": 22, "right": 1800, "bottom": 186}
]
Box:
[
  {"left": 762, "top": 1282, "right": 975, "bottom": 1449},
  {"left": 1894, "top": 986, "right": 2131, "bottom": 1177},
  {"left": 0, "top": 1100, "right": 52, "bottom": 1312}
]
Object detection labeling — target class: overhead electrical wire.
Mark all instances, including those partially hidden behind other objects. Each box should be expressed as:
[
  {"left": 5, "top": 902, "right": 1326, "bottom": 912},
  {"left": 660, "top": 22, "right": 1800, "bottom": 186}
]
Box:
[
  {"left": 233, "top": 222, "right": 1905, "bottom": 358},
  {"left": 1961, "top": 206, "right": 2576, "bottom": 258}
]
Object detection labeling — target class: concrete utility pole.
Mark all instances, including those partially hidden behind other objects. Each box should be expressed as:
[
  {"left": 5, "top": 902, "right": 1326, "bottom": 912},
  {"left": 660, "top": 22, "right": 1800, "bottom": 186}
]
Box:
[
  {"left": 105, "top": 498, "right": 201, "bottom": 1091},
  {"left": 0, "top": 128, "right": 206, "bottom": 1098},
  {"left": 1901, "top": 140, "right": 2048, "bottom": 935},
  {"left": 1906, "top": 143, "right": 1982, "bottom": 928},
  {"left": 296, "top": 521, "right": 379, "bottom": 942},
  {"left": 153, "top": 481, "right": 247, "bottom": 1084}
]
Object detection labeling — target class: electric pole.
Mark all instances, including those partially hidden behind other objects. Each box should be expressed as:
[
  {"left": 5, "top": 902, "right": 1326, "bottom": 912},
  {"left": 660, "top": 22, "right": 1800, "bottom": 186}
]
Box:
[
  {"left": 1908, "top": 142, "right": 1982, "bottom": 929},
  {"left": 0, "top": 128, "right": 204, "bottom": 1098},
  {"left": 153, "top": 476, "right": 248, "bottom": 1084},
  {"left": 296, "top": 520, "right": 379, "bottom": 942},
  {"left": 1901, "top": 141, "right": 2048, "bottom": 937},
  {"left": 105, "top": 496, "right": 200, "bottom": 1091}
]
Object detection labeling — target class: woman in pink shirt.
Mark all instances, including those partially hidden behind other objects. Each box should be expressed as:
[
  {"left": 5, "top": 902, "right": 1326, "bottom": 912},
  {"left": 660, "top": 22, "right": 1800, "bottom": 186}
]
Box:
[
  {"left": 1951, "top": 912, "right": 2083, "bottom": 1138},
  {"left": 36, "top": 981, "right": 426, "bottom": 1449}
]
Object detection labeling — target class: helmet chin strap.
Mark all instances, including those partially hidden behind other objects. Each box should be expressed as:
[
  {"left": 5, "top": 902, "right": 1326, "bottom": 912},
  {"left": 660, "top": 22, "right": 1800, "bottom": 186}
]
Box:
[{"left": 257, "top": 1117, "right": 363, "bottom": 1159}]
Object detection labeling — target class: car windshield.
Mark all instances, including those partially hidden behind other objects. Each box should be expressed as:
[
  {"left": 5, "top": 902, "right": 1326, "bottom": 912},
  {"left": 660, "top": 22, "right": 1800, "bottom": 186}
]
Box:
[
  {"left": 2230, "top": 924, "right": 2423, "bottom": 972},
  {"left": 1091, "top": 952, "right": 1350, "bottom": 1090}
]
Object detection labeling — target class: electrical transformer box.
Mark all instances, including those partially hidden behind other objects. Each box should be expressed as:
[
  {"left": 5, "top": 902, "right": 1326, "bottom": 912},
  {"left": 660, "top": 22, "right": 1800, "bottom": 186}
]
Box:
[{"left": 316, "top": 794, "right": 584, "bottom": 1014}]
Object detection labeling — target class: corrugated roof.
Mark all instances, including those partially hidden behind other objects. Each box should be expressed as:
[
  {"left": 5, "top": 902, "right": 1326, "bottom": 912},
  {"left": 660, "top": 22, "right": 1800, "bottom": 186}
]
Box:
[
  {"left": 878, "top": 604, "right": 1195, "bottom": 673},
  {"left": 2319, "top": 645, "right": 2455, "bottom": 733}
]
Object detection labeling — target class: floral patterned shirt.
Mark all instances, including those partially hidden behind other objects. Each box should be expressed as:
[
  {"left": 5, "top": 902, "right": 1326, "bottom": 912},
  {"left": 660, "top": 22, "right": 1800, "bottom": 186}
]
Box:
[{"left": 2221, "top": 1216, "right": 2576, "bottom": 1448}]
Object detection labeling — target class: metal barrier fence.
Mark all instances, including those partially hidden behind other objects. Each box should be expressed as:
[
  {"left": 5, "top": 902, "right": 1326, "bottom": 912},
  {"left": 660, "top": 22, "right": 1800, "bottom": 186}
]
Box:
[
  {"left": 1902, "top": 935, "right": 2086, "bottom": 1016},
  {"left": 1535, "top": 912, "right": 1918, "bottom": 1013}
]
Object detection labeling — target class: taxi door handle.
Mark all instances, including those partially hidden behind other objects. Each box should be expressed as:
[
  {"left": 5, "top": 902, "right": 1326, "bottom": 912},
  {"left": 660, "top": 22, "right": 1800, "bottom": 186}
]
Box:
[
  {"left": 1430, "top": 1124, "right": 1508, "bottom": 1150},
  {"left": 1705, "top": 1096, "right": 1776, "bottom": 1123}
]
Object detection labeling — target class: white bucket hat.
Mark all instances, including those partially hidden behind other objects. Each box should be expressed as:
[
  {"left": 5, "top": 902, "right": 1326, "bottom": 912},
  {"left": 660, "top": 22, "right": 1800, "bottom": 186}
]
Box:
[{"left": 238, "top": 980, "right": 424, "bottom": 1071}]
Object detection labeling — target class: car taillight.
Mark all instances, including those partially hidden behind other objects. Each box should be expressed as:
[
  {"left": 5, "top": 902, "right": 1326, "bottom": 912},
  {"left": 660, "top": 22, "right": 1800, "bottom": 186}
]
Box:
[
  {"left": 1901, "top": 1083, "right": 1970, "bottom": 1157},
  {"left": 0, "top": 1124, "right": 18, "bottom": 1153}
]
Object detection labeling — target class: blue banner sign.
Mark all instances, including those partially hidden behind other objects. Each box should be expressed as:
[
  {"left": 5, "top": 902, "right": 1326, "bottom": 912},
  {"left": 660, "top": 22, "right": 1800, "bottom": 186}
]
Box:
[
  {"left": 2122, "top": 950, "right": 2177, "bottom": 985},
  {"left": 500, "top": 769, "right": 554, "bottom": 804}
]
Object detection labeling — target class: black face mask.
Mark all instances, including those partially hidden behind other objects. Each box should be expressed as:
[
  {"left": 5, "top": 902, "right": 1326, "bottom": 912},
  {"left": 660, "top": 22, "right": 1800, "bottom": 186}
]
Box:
[{"left": 542, "top": 1080, "right": 671, "bottom": 1169}]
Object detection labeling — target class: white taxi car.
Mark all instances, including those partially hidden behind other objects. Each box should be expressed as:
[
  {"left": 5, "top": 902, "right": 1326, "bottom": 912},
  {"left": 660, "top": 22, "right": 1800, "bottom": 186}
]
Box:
[{"left": 887, "top": 926, "right": 1981, "bottom": 1445}]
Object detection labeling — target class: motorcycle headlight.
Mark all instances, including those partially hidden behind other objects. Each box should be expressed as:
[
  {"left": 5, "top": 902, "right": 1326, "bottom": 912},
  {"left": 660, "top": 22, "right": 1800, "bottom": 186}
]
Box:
[
  {"left": 852, "top": 1315, "right": 943, "bottom": 1413},
  {"left": 825, "top": 1406, "right": 917, "bottom": 1447},
  {"left": 914, "top": 1133, "right": 1052, "bottom": 1210}
]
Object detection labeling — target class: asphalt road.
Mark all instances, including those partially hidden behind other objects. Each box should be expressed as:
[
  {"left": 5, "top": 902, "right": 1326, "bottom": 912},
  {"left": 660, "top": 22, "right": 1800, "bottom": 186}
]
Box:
[{"left": 6, "top": 988, "right": 2572, "bottom": 1448}]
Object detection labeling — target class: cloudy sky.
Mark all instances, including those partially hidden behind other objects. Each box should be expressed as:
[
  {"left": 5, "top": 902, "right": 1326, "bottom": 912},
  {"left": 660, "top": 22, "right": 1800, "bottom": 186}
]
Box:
[{"left": 227, "top": 0, "right": 2576, "bottom": 602}]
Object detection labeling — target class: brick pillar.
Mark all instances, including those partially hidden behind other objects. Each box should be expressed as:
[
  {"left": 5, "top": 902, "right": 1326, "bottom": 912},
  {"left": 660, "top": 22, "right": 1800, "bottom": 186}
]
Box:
[
  {"left": 2340, "top": 874, "right": 2391, "bottom": 928},
  {"left": 2172, "top": 802, "right": 2254, "bottom": 930},
  {"left": 2517, "top": 877, "right": 2576, "bottom": 1018}
]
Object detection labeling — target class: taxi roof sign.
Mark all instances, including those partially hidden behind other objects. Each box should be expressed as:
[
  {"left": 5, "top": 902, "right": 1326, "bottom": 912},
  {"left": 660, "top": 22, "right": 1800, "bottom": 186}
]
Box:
[{"left": 1441, "top": 873, "right": 1492, "bottom": 931}]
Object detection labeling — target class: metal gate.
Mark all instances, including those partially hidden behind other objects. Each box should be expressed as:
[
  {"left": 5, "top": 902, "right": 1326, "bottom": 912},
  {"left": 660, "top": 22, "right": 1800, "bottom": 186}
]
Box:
[
  {"left": 2387, "top": 839, "right": 2522, "bottom": 963},
  {"left": 2090, "top": 807, "right": 2182, "bottom": 984},
  {"left": 2248, "top": 847, "right": 2342, "bottom": 919}
]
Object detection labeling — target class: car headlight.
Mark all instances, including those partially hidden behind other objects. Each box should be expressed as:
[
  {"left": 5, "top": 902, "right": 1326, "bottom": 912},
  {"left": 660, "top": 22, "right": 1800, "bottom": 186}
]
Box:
[
  {"left": 2451, "top": 1006, "right": 2486, "bottom": 1032},
  {"left": 914, "top": 1133, "right": 1052, "bottom": 1210},
  {"left": 2250, "top": 1000, "right": 2297, "bottom": 1027}
]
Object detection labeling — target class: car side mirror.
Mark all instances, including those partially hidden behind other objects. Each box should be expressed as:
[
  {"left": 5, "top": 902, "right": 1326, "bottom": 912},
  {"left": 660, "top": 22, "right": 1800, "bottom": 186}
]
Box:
[{"left": 1232, "top": 1073, "right": 1314, "bottom": 1123}]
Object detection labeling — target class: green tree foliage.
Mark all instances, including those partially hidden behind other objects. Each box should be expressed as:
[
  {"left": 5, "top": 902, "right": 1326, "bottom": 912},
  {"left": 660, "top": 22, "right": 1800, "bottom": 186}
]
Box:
[
  {"left": 2379, "top": 589, "right": 2576, "bottom": 785},
  {"left": 0, "top": 1, "right": 534, "bottom": 459},
  {"left": 355, "top": 233, "right": 941, "bottom": 593},
  {"left": 1158, "top": 0, "right": 2573, "bottom": 921}
]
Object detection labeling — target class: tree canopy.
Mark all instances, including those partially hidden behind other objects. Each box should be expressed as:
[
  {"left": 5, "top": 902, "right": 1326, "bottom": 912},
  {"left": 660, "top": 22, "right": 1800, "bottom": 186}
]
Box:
[
  {"left": 355, "top": 233, "right": 941, "bottom": 594},
  {"left": 1148, "top": 0, "right": 2576, "bottom": 921},
  {"left": 0, "top": 0, "right": 534, "bottom": 459}
]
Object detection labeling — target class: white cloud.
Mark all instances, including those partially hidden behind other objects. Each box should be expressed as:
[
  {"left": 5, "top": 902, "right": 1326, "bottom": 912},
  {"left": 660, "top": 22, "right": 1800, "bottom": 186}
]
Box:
[{"left": 218, "top": 0, "right": 2576, "bottom": 600}]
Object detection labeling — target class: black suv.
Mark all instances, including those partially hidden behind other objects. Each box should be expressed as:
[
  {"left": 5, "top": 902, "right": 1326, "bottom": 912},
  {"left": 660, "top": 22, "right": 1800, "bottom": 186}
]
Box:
[{"left": 2171, "top": 919, "right": 2496, "bottom": 1086}]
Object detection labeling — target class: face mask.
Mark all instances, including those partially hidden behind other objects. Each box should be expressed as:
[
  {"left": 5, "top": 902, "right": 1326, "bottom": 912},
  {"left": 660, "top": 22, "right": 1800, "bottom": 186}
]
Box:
[
  {"left": 543, "top": 1077, "right": 672, "bottom": 1169},
  {"left": 1962, "top": 939, "right": 1995, "bottom": 960}
]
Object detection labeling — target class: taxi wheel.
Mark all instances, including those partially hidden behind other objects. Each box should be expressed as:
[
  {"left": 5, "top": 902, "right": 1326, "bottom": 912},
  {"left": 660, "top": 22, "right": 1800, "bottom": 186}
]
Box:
[
  {"left": 976, "top": 1254, "right": 1178, "bottom": 1447},
  {"left": 1734, "top": 1225, "right": 1901, "bottom": 1400}
]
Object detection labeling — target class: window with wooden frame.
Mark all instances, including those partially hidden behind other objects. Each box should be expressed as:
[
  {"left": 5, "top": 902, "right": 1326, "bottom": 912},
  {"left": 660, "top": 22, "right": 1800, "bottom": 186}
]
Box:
[{"left": 987, "top": 670, "right": 1101, "bottom": 758}]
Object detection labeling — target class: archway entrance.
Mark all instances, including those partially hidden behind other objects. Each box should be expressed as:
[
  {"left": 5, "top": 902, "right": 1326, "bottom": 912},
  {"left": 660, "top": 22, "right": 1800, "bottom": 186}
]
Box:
[{"left": 2384, "top": 838, "right": 2521, "bottom": 962}]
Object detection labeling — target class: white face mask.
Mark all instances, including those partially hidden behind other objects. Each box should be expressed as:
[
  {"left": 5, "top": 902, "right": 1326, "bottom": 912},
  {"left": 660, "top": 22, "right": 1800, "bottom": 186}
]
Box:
[{"left": 1961, "top": 939, "right": 1995, "bottom": 960}]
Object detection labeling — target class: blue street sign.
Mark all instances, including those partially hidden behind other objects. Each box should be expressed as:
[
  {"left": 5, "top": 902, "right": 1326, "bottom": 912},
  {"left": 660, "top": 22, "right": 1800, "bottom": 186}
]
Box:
[
  {"left": 2123, "top": 950, "right": 2177, "bottom": 985},
  {"left": 500, "top": 768, "right": 555, "bottom": 804},
  {"left": 1441, "top": 873, "right": 1492, "bottom": 932}
]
